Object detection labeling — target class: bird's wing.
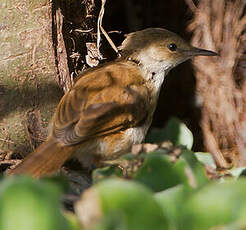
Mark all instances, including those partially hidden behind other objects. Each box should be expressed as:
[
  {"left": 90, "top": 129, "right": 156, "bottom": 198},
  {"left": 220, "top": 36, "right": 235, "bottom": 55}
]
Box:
[{"left": 52, "top": 62, "right": 150, "bottom": 145}]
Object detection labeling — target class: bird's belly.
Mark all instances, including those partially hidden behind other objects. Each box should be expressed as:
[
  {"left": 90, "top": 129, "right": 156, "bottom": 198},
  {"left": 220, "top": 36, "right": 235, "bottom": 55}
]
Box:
[{"left": 74, "top": 123, "right": 150, "bottom": 168}]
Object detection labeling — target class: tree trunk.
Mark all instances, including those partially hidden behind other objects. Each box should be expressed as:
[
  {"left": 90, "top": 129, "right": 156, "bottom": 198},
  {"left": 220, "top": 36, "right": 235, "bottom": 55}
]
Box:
[
  {"left": 0, "top": 0, "right": 62, "bottom": 161},
  {"left": 0, "top": 0, "right": 99, "bottom": 169},
  {"left": 188, "top": 0, "right": 246, "bottom": 168}
]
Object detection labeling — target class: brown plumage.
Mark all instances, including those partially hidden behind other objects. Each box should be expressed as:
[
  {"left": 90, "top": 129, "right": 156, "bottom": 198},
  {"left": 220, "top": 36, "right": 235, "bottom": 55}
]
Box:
[
  {"left": 8, "top": 138, "right": 76, "bottom": 178},
  {"left": 6, "top": 28, "right": 218, "bottom": 178}
]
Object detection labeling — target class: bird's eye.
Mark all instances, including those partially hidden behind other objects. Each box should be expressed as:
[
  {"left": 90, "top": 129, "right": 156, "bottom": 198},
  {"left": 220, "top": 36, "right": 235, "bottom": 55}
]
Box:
[{"left": 168, "top": 43, "right": 177, "bottom": 52}]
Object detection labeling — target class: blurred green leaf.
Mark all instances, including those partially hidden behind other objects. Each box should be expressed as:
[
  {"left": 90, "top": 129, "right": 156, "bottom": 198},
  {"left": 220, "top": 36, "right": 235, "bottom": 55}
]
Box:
[
  {"left": 0, "top": 176, "right": 70, "bottom": 230},
  {"left": 228, "top": 167, "right": 246, "bottom": 179},
  {"left": 181, "top": 179, "right": 246, "bottom": 230},
  {"left": 41, "top": 175, "right": 70, "bottom": 192},
  {"left": 92, "top": 213, "right": 128, "bottom": 230},
  {"left": 134, "top": 148, "right": 208, "bottom": 192},
  {"left": 146, "top": 117, "right": 193, "bottom": 150},
  {"left": 145, "top": 128, "right": 167, "bottom": 143},
  {"left": 155, "top": 180, "right": 246, "bottom": 230},
  {"left": 194, "top": 152, "right": 216, "bottom": 170},
  {"left": 64, "top": 212, "right": 83, "bottom": 230},
  {"left": 181, "top": 150, "right": 209, "bottom": 188},
  {"left": 134, "top": 151, "right": 187, "bottom": 192},
  {"left": 77, "top": 179, "right": 168, "bottom": 230},
  {"left": 155, "top": 185, "right": 186, "bottom": 229},
  {"left": 93, "top": 166, "right": 123, "bottom": 183}
]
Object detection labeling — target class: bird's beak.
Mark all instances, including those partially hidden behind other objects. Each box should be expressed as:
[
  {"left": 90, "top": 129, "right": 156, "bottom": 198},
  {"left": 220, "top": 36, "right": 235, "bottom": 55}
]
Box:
[{"left": 180, "top": 47, "right": 219, "bottom": 57}]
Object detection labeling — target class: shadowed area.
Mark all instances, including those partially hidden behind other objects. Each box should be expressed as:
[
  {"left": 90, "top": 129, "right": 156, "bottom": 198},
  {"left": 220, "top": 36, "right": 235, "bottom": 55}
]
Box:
[
  {"left": 0, "top": 82, "right": 63, "bottom": 120},
  {"left": 0, "top": 81, "right": 63, "bottom": 158}
]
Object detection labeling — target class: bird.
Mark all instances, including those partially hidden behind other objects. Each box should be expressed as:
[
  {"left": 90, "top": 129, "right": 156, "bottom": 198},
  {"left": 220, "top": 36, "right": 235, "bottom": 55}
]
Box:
[{"left": 6, "top": 28, "right": 218, "bottom": 178}]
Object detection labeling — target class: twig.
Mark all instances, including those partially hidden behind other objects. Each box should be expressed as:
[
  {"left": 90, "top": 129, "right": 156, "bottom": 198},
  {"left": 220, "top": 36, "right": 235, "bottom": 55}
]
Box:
[
  {"left": 97, "top": 0, "right": 106, "bottom": 51},
  {"left": 55, "top": 8, "right": 72, "bottom": 92},
  {"left": 0, "top": 159, "right": 21, "bottom": 165},
  {"left": 108, "top": 30, "right": 122, "bottom": 34},
  {"left": 100, "top": 26, "right": 119, "bottom": 54},
  {"left": 96, "top": 0, "right": 118, "bottom": 55},
  {"left": 185, "top": 0, "right": 197, "bottom": 12},
  {"left": 0, "top": 138, "right": 15, "bottom": 144},
  {"left": 74, "top": 28, "right": 93, "bottom": 33}
]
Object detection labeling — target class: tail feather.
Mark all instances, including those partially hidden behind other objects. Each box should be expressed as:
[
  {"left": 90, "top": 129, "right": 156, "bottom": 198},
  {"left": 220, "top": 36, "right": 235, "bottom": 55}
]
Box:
[{"left": 6, "top": 138, "right": 76, "bottom": 178}]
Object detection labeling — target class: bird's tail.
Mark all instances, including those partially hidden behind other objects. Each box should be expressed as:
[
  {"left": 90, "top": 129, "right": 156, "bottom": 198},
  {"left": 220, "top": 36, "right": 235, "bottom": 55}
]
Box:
[{"left": 6, "top": 137, "right": 76, "bottom": 178}]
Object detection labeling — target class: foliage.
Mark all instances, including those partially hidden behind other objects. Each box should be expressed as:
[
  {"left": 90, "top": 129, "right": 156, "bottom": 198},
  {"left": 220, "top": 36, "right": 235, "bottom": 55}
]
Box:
[
  {"left": 1, "top": 117, "right": 246, "bottom": 230},
  {"left": 0, "top": 176, "right": 74, "bottom": 230}
]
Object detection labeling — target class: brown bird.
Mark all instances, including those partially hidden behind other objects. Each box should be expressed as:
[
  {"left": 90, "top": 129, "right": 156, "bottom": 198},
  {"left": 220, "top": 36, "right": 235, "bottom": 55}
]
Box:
[{"left": 6, "top": 28, "right": 218, "bottom": 178}]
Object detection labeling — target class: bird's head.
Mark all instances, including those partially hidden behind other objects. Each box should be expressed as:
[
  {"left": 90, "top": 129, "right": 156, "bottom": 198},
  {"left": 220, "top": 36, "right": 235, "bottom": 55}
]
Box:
[{"left": 119, "top": 28, "right": 218, "bottom": 73}]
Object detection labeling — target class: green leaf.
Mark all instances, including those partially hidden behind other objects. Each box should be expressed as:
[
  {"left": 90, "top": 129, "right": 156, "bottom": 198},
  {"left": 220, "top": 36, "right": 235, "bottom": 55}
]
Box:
[
  {"left": 182, "top": 179, "right": 246, "bottom": 230},
  {"left": 145, "top": 128, "right": 167, "bottom": 143},
  {"left": 155, "top": 185, "right": 186, "bottom": 229},
  {"left": 181, "top": 150, "right": 209, "bottom": 188},
  {"left": 76, "top": 179, "right": 168, "bottom": 230},
  {"left": 92, "top": 166, "right": 123, "bottom": 183},
  {"left": 164, "top": 118, "right": 193, "bottom": 149},
  {"left": 133, "top": 148, "right": 208, "bottom": 192},
  {"left": 64, "top": 212, "right": 83, "bottom": 230},
  {"left": 155, "top": 180, "right": 246, "bottom": 230},
  {"left": 0, "top": 176, "right": 70, "bottom": 230},
  {"left": 134, "top": 151, "right": 188, "bottom": 192},
  {"left": 146, "top": 117, "right": 193, "bottom": 149},
  {"left": 228, "top": 167, "right": 246, "bottom": 179},
  {"left": 92, "top": 213, "right": 127, "bottom": 230},
  {"left": 194, "top": 152, "right": 216, "bottom": 170}
]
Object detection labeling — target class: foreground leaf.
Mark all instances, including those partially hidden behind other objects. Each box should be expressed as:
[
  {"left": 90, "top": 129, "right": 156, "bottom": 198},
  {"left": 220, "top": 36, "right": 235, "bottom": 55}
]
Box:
[
  {"left": 194, "top": 152, "right": 216, "bottom": 170},
  {"left": 75, "top": 179, "right": 168, "bottom": 230},
  {"left": 0, "top": 176, "right": 70, "bottom": 230},
  {"left": 181, "top": 150, "right": 209, "bottom": 188},
  {"left": 155, "top": 185, "right": 186, "bottom": 229},
  {"left": 134, "top": 151, "right": 187, "bottom": 192},
  {"left": 182, "top": 179, "right": 246, "bottom": 230},
  {"left": 93, "top": 166, "right": 123, "bottom": 183},
  {"left": 134, "top": 149, "right": 208, "bottom": 191},
  {"left": 146, "top": 117, "right": 193, "bottom": 150}
]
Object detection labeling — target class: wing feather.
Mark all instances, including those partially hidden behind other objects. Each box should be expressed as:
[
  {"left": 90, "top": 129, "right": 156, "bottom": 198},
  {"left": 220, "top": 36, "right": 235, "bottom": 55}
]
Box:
[{"left": 52, "top": 61, "right": 150, "bottom": 146}]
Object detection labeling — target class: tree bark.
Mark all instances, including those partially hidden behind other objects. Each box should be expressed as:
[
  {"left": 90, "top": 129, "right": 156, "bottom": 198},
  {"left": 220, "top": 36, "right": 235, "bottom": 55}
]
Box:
[
  {"left": 0, "top": 0, "right": 62, "bottom": 160},
  {"left": 0, "top": 0, "right": 102, "bottom": 171},
  {"left": 188, "top": 0, "right": 246, "bottom": 167}
]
